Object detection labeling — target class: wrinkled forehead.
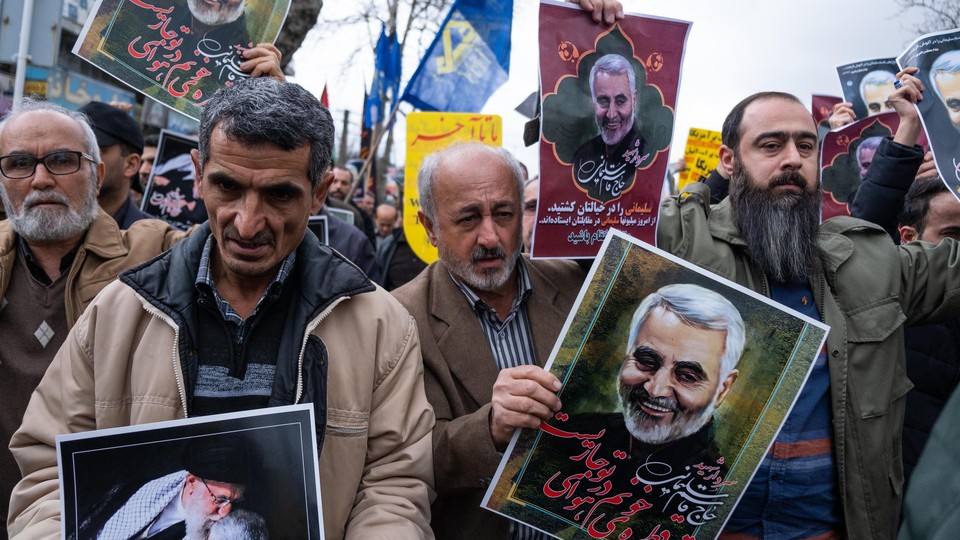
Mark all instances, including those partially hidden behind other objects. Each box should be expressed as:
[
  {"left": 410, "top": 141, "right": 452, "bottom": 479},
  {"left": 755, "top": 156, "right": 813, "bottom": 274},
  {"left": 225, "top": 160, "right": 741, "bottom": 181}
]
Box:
[{"left": 0, "top": 110, "right": 87, "bottom": 152}]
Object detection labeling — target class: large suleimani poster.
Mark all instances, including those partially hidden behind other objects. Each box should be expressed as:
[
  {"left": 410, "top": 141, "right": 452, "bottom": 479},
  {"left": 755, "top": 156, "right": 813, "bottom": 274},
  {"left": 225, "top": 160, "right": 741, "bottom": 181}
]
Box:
[{"left": 484, "top": 230, "right": 828, "bottom": 539}]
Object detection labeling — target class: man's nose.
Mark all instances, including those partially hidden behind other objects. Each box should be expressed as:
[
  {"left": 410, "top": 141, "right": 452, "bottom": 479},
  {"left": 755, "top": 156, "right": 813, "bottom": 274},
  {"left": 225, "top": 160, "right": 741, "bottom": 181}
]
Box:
[
  {"left": 233, "top": 195, "right": 265, "bottom": 238},
  {"left": 643, "top": 369, "right": 672, "bottom": 398},
  {"left": 781, "top": 143, "right": 804, "bottom": 170},
  {"left": 476, "top": 216, "right": 500, "bottom": 248},
  {"left": 28, "top": 161, "right": 58, "bottom": 190},
  {"left": 217, "top": 503, "right": 232, "bottom": 518}
]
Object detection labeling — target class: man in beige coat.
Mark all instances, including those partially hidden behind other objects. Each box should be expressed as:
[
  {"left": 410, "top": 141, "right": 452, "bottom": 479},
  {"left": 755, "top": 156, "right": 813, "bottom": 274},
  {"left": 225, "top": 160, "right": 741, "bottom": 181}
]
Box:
[
  {"left": 9, "top": 78, "right": 434, "bottom": 539},
  {"left": 393, "top": 143, "right": 585, "bottom": 539}
]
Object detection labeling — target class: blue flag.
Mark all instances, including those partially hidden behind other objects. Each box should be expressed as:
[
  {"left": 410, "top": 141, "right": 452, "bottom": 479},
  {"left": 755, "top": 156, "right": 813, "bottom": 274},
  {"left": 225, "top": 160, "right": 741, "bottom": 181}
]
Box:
[
  {"left": 401, "top": 0, "right": 513, "bottom": 112},
  {"left": 366, "top": 24, "right": 402, "bottom": 126}
]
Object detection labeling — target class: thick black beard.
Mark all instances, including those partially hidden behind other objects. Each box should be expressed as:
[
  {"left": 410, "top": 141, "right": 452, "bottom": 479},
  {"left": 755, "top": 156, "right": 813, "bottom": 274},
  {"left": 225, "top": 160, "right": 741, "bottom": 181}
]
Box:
[{"left": 729, "top": 164, "right": 822, "bottom": 283}]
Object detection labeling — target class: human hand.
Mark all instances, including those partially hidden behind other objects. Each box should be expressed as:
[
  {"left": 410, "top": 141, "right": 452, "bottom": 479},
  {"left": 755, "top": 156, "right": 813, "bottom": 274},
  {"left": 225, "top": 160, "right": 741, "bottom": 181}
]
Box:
[
  {"left": 489, "top": 365, "right": 562, "bottom": 451},
  {"left": 240, "top": 43, "right": 284, "bottom": 81},
  {"left": 828, "top": 102, "right": 856, "bottom": 129},
  {"left": 916, "top": 150, "right": 937, "bottom": 180},
  {"left": 574, "top": 0, "right": 625, "bottom": 24},
  {"left": 891, "top": 67, "right": 924, "bottom": 147}
]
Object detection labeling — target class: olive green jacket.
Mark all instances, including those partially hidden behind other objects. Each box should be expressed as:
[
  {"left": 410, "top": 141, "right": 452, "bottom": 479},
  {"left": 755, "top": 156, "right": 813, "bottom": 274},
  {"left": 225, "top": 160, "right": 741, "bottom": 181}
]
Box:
[{"left": 657, "top": 183, "right": 960, "bottom": 539}]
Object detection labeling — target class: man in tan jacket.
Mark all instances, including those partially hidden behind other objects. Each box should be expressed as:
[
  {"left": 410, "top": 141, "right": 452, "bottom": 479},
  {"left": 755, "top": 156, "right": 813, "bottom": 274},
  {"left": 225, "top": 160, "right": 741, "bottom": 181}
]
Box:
[{"left": 9, "top": 78, "right": 434, "bottom": 539}]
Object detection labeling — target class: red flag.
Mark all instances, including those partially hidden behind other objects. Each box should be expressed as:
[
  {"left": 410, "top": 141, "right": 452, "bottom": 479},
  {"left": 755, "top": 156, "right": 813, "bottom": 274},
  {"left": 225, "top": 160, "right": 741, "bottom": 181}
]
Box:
[{"left": 320, "top": 84, "right": 330, "bottom": 109}]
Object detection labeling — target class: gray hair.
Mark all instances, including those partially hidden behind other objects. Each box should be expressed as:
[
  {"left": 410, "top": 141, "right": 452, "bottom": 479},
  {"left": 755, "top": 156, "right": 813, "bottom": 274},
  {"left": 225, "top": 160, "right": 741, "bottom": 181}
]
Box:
[
  {"left": 590, "top": 54, "right": 636, "bottom": 102},
  {"left": 0, "top": 98, "right": 101, "bottom": 166},
  {"left": 208, "top": 509, "right": 268, "bottom": 540},
  {"left": 930, "top": 50, "right": 960, "bottom": 101},
  {"left": 417, "top": 142, "right": 524, "bottom": 223},
  {"left": 859, "top": 70, "right": 896, "bottom": 103},
  {"left": 856, "top": 136, "right": 883, "bottom": 168},
  {"left": 626, "top": 283, "right": 746, "bottom": 380},
  {"left": 198, "top": 78, "right": 334, "bottom": 190}
]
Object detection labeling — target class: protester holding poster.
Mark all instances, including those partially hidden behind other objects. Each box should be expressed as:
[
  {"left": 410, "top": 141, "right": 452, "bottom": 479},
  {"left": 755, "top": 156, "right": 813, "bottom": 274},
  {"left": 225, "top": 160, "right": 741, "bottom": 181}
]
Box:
[
  {"left": 658, "top": 88, "right": 960, "bottom": 538},
  {"left": 394, "top": 142, "right": 588, "bottom": 540},
  {"left": 534, "top": 0, "right": 690, "bottom": 257},
  {"left": 73, "top": 0, "right": 289, "bottom": 119}
]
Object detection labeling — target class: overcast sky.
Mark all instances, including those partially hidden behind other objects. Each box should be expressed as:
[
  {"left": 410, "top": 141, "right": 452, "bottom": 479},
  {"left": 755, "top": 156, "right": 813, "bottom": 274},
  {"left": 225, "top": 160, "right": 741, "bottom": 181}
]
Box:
[{"left": 291, "top": 0, "right": 927, "bottom": 178}]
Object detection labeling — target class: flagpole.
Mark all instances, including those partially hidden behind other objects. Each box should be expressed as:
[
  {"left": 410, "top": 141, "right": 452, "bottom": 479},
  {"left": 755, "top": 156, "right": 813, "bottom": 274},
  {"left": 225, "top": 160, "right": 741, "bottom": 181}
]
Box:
[{"left": 357, "top": 101, "right": 402, "bottom": 188}]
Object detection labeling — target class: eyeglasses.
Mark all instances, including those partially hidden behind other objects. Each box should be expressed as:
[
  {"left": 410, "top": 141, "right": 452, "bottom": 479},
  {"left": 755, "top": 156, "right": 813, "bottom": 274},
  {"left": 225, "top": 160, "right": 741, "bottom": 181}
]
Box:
[
  {"left": 0, "top": 151, "right": 96, "bottom": 179},
  {"left": 200, "top": 478, "right": 243, "bottom": 509}
]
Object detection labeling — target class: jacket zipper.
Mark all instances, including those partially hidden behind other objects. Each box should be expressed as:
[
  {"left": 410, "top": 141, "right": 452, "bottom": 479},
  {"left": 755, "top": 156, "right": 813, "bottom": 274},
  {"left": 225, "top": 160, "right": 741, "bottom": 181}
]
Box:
[
  {"left": 133, "top": 291, "right": 189, "bottom": 416},
  {"left": 295, "top": 296, "right": 348, "bottom": 404}
]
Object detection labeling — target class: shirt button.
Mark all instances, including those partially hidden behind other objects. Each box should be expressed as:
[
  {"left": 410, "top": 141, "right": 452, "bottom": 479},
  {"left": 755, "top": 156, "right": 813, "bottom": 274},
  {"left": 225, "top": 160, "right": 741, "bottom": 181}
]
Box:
[{"left": 498, "top": 331, "right": 505, "bottom": 340}]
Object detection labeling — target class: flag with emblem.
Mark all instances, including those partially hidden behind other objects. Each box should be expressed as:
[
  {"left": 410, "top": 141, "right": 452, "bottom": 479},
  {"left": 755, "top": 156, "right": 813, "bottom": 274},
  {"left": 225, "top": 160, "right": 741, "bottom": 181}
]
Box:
[{"left": 400, "top": 0, "right": 514, "bottom": 112}]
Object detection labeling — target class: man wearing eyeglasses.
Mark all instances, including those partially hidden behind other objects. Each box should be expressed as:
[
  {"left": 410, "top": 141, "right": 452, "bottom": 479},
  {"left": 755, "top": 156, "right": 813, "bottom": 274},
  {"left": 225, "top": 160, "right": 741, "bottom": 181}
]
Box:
[
  {"left": 0, "top": 100, "right": 184, "bottom": 538},
  {"left": 77, "top": 436, "right": 251, "bottom": 540}
]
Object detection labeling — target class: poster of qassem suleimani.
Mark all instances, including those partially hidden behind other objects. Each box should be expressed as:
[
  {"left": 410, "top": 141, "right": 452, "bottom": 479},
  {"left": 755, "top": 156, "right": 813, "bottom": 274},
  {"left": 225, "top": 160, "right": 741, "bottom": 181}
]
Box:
[
  {"left": 74, "top": 0, "right": 290, "bottom": 120},
  {"left": 532, "top": 1, "right": 690, "bottom": 258},
  {"left": 483, "top": 230, "right": 828, "bottom": 539}
]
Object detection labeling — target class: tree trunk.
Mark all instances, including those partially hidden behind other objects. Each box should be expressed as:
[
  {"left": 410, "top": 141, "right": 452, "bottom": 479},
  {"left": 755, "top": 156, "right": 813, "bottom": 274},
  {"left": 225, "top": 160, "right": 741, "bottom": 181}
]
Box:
[{"left": 275, "top": 0, "right": 325, "bottom": 71}]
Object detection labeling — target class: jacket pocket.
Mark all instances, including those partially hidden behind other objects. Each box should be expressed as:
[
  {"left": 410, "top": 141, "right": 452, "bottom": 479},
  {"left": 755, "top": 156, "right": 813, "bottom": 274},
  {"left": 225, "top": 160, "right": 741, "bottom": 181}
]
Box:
[{"left": 846, "top": 297, "right": 912, "bottom": 419}]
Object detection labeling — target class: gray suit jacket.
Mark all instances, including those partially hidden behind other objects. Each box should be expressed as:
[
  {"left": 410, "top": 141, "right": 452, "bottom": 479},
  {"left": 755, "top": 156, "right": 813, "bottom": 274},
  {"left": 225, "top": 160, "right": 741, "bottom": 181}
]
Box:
[{"left": 392, "top": 257, "right": 586, "bottom": 539}]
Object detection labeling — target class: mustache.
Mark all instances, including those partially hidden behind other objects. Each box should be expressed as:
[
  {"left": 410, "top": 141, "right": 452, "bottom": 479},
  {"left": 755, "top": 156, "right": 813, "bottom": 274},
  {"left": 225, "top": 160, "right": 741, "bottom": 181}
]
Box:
[
  {"left": 23, "top": 191, "right": 69, "bottom": 209},
  {"left": 471, "top": 245, "right": 506, "bottom": 263},
  {"left": 627, "top": 385, "right": 679, "bottom": 414},
  {"left": 223, "top": 225, "right": 274, "bottom": 246},
  {"left": 769, "top": 171, "right": 808, "bottom": 190}
]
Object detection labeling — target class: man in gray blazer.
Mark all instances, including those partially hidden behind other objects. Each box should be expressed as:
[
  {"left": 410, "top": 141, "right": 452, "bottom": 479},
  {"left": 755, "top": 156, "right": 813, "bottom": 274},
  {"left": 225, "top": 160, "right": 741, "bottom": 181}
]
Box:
[{"left": 392, "top": 143, "right": 586, "bottom": 539}]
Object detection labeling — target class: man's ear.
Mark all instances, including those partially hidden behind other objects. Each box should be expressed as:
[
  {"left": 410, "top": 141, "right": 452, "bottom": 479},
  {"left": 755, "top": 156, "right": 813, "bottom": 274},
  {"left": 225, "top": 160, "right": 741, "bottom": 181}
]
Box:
[
  {"left": 95, "top": 161, "right": 105, "bottom": 195},
  {"left": 719, "top": 144, "right": 736, "bottom": 179},
  {"left": 899, "top": 225, "right": 919, "bottom": 243},
  {"left": 420, "top": 210, "right": 438, "bottom": 246},
  {"left": 714, "top": 369, "right": 739, "bottom": 407},
  {"left": 191, "top": 149, "right": 203, "bottom": 199},
  {"left": 122, "top": 152, "right": 141, "bottom": 179},
  {"left": 312, "top": 169, "right": 334, "bottom": 214}
]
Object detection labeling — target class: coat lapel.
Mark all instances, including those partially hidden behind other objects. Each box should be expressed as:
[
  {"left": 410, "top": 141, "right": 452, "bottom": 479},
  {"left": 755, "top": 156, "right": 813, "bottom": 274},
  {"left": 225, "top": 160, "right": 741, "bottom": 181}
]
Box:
[{"left": 428, "top": 265, "right": 500, "bottom": 408}]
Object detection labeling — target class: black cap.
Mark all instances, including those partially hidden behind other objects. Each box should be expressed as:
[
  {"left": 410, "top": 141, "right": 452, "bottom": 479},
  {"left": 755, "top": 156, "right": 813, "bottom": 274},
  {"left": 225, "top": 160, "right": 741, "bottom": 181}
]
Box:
[
  {"left": 181, "top": 434, "right": 257, "bottom": 485},
  {"left": 79, "top": 101, "right": 144, "bottom": 154}
]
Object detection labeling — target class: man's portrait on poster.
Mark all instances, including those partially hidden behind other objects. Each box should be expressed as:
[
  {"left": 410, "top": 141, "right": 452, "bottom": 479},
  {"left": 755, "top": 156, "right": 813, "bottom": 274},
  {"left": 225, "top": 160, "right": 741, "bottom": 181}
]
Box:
[
  {"left": 572, "top": 53, "right": 649, "bottom": 204},
  {"left": 512, "top": 284, "right": 746, "bottom": 532}
]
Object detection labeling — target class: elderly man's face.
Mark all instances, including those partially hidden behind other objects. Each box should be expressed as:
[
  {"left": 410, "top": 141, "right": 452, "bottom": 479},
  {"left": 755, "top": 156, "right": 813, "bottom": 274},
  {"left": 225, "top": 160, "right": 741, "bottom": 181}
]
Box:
[
  {"left": 421, "top": 150, "right": 522, "bottom": 294},
  {"left": 934, "top": 71, "right": 960, "bottom": 131},
  {"left": 182, "top": 474, "right": 245, "bottom": 536},
  {"left": 187, "top": 0, "right": 246, "bottom": 26},
  {"left": 618, "top": 307, "right": 737, "bottom": 444},
  {"left": 0, "top": 110, "right": 102, "bottom": 244},
  {"left": 194, "top": 127, "right": 326, "bottom": 292},
  {"left": 593, "top": 71, "right": 636, "bottom": 147},
  {"left": 862, "top": 82, "right": 896, "bottom": 116},
  {"left": 857, "top": 146, "right": 877, "bottom": 179}
]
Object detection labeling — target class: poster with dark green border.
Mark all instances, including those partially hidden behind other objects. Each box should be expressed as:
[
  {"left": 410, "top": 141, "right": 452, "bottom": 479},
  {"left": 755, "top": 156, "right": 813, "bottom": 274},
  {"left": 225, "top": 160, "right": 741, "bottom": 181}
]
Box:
[{"left": 482, "top": 230, "right": 828, "bottom": 539}]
